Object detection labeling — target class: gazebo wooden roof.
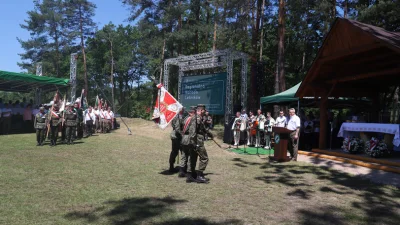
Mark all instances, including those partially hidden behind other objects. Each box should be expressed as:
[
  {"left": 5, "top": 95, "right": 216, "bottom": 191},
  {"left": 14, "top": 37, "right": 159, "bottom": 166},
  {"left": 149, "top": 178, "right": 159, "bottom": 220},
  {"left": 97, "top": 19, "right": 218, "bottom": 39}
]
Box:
[{"left": 296, "top": 18, "right": 400, "bottom": 98}]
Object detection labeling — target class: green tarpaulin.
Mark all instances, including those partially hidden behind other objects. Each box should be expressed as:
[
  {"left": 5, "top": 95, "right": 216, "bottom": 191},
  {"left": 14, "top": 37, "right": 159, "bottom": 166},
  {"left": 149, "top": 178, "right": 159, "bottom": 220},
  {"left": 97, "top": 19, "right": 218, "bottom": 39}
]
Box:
[
  {"left": 260, "top": 82, "right": 301, "bottom": 105},
  {"left": 0, "top": 70, "right": 69, "bottom": 93}
]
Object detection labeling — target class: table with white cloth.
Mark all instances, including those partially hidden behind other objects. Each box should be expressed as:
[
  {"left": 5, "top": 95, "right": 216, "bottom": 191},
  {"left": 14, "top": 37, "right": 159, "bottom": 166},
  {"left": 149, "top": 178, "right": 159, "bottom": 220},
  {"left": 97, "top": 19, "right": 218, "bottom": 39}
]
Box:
[{"left": 338, "top": 122, "right": 400, "bottom": 151}]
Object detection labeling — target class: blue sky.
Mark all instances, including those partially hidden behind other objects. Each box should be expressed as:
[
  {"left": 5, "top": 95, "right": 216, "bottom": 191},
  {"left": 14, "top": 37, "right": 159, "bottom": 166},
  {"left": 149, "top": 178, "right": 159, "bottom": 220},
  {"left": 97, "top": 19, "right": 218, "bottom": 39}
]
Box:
[{"left": 0, "top": 0, "right": 131, "bottom": 73}]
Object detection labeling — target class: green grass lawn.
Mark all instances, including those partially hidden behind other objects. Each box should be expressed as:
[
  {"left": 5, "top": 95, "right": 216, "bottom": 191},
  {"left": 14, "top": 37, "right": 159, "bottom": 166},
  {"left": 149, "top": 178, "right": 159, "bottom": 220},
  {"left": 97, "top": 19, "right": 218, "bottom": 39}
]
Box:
[{"left": 0, "top": 118, "right": 399, "bottom": 225}]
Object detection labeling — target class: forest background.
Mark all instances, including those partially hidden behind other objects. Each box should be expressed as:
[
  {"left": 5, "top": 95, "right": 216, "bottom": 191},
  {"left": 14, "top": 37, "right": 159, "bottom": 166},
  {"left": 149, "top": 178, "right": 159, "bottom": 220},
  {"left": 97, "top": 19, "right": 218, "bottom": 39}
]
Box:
[{"left": 4, "top": 0, "right": 400, "bottom": 120}]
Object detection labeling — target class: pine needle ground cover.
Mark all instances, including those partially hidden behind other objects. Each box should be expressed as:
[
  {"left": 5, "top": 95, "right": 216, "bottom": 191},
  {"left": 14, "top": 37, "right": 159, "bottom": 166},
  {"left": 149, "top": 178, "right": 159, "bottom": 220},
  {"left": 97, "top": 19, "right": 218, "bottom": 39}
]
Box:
[{"left": 0, "top": 119, "right": 399, "bottom": 225}]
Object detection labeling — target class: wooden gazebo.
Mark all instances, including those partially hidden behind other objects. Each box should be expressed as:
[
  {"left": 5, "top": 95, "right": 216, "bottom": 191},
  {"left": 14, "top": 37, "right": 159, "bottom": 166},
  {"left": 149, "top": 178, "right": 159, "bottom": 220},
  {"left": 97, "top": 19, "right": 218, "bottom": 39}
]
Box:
[{"left": 296, "top": 18, "right": 400, "bottom": 149}]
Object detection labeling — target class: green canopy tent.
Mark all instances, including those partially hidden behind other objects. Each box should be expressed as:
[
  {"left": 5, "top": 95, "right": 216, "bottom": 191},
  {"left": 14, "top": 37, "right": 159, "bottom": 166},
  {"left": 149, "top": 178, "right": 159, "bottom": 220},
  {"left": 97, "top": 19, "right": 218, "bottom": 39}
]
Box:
[
  {"left": 0, "top": 70, "right": 69, "bottom": 93},
  {"left": 260, "top": 82, "right": 301, "bottom": 105},
  {"left": 260, "top": 82, "right": 370, "bottom": 111}
]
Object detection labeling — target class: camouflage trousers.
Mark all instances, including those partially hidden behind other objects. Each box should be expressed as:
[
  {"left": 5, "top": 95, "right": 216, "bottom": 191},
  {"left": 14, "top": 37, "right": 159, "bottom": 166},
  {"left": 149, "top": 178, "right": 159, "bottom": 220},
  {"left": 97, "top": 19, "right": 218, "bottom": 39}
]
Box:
[
  {"left": 65, "top": 126, "right": 76, "bottom": 143},
  {"left": 188, "top": 144, "right": 209, "bottom": 173},
  {"left": 50, "top": 126, "right": 59, "bottom": 143},
  {"left": 170, "top": 138, "right": 181, "bottom": 165},
  {"left": 36, "top": 128, "right": 46, "bottom": 144},
  {"left": 181, "top": 145, "right": 191, "bottom": 172}
]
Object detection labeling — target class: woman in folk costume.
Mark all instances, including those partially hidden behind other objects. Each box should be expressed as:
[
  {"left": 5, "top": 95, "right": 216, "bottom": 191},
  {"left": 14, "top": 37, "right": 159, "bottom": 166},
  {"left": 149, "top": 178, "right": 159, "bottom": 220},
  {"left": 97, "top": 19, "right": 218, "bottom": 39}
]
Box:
[
  {"left": 239, "top": 109, "right": 248, "bottom": 144},
  {"left": 264, "top": 112, "right": 275, "bottom": 150},
  {"left": 255, "top": 109, "right": 266, "bottom": 147},
  {"left": 247, "top": 111, "right": 256, "bottom": 146},
  {"left": 231, "top": 112, "right": 242, "bottom": 146}
]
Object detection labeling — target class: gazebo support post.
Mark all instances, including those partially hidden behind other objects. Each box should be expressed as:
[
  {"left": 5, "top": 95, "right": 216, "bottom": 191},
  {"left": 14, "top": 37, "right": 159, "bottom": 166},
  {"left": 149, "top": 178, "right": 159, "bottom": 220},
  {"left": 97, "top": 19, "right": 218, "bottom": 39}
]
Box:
[
  {"left": 319, "top": 95, "right": 328, "bottom": 149},
  {"left": 371, "top": 93, "right": 380, "bottom": 123}
]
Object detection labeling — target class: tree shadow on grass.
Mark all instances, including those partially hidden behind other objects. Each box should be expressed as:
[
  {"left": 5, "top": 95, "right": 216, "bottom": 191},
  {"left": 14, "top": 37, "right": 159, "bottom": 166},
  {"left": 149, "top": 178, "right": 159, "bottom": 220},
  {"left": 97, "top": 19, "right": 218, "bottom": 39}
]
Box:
[
  {"left": 255, "top": 163, "right": 400, "bottom": 225},
  {"left": 65, "top": 196, "right": 242, "bottom": 225},
  {"left": 232, "top": 158, "right": 262, "bottom": 168},
  {"left": 154, "top": 218, "right": 243, "bottom": 225},
  {"left": 308, "top": 156, "right": 358, "bottom": 169},
  {"left": 65, "top": 196, "right": 185, "bottom": 224},
  {"left": 297, "top": 206, "right": 347, "bottom": 225}
]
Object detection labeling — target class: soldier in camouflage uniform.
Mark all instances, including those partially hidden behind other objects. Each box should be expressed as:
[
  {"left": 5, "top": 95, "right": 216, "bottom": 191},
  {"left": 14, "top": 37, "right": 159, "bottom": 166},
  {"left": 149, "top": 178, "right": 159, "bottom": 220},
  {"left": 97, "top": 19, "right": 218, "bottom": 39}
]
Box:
[
  {"left": 48, "top": 105, "right": 61, "bottom": 147},
  {"left": 34, "top": 107, "right": 47, "bottom": 146},
  {"left": 169, "top": 108, "right": 183, "bottom": 173},
  {"left": 186, "top": 104, "right": 213, "bottom": 183},
  {"left": 181, "top": 106, "right": 197, "bottom": 182},
  {"left": 75, "top": 102, "right": 84, "bottom": 139},
  {"left": 65, "top": 103, "right": 78, "bottom": 145},
  {"left": 192, "top": 104, "right": 213, "bottom": 183}
]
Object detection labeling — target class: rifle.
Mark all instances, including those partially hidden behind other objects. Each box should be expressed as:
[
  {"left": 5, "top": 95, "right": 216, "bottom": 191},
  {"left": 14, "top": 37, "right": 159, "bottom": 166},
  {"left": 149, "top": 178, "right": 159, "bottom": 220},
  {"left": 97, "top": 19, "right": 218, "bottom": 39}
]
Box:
[
  {"left": 119, "top": 116, "right": 132, "bottom": 135},
  {"left": 211, "top": 137, "right": 222, "bottom": 148}
]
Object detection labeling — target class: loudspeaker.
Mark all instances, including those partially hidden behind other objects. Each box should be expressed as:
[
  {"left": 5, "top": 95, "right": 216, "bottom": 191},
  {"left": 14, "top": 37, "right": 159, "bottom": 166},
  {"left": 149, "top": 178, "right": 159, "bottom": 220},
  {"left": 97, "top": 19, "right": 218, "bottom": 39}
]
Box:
[{"left": 223, "top": 116, "right": 235, "bottom": 144}]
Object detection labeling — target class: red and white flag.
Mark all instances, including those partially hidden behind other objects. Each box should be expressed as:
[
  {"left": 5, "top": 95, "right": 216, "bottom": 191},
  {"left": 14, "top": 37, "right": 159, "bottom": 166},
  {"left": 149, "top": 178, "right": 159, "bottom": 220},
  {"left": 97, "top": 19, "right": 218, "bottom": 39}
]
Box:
[{"left": 152, "top": 83, "right": 183, "bottom": 129}]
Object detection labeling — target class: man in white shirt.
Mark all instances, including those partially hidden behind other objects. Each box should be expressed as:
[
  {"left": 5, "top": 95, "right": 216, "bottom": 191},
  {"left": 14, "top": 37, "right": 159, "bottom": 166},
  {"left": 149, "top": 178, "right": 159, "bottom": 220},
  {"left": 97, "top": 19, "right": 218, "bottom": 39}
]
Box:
[
  {"left": 255, "top": 109, "right": 266, "bottom": 147},
  {"left": 105, "top": 107, "right": 114, "bottom": 133},
  {"left": 99, "top": 106, "right": 106, "bottom": 133},
  {"left": 275, "top": 111, "right": 287, "bottom": 127},
  {"left": 93, "top": 106, "right": 100, "bottom": 133},
  {"left": 84, "top": 107, "right": 96, "bottom": 137},
  {"left": 286, "top": 108, "right": 301, "bottom": 161},
  {"left": 264, "top": 112, "right": 275, "bottom": 150}
]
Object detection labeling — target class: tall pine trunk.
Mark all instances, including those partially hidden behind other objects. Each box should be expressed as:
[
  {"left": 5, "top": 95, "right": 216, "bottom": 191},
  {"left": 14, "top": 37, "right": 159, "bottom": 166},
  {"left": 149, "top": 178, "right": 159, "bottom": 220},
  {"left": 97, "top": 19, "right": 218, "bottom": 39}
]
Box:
[
  {"left": 212, "top": 2, "right": 218, "bottom": 51},
  {"left": 110, "top": 40, "right": 115, "bottom": 111},
  {"left": 332, "top": 0, "right": 336, "bottom": 18},
  {"left": 79, "top": 5, "right": 88, "bottom": 98},
  {"left": 277, "top": 0, "right": 286, "bottom": 92},
  {"left": 178, "top": 0, "right": 182, "bottom": 55},
  {"left": 259, "top": 0, "right": 266, "bottom": 61},
  {"left": 194, "top": 1, "right": 200, "bottom": 53}
]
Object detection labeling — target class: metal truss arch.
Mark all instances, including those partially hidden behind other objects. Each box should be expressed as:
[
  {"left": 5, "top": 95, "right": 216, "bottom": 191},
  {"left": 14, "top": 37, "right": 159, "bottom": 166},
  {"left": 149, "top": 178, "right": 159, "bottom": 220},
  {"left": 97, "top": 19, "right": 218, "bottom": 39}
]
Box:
[
  {"left": 70, "top": 53, "right": 78, "bottom": 102},
  {"left": 163, "top": 49, "right": 248, "bottom": 124}
]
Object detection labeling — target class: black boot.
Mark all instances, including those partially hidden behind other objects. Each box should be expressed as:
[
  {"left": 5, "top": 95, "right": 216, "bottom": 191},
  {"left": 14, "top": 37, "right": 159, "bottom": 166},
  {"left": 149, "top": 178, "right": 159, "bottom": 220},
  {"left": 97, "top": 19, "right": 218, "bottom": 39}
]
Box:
[
  {"left": 50, "top": 140, "right": 54, "bottom": 147},
  {"left": 186, "top": 172, "right": 197, "bottom": 183},
  {"left": 178, "top": 167, "right": 186, "bottom": 178},
  {"left": 196, "top": 171, "right": 209, "bottom": 183},
  {"left": 169, "top": 164, "right": 175, "bottom": 173}
]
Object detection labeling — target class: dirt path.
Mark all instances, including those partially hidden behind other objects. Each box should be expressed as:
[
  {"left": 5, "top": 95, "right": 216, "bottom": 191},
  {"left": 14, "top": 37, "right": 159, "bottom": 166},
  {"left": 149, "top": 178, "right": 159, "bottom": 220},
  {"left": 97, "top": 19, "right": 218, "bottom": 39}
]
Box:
[{"left": 297, "top": 154, "right": 400, "bottom": 187}]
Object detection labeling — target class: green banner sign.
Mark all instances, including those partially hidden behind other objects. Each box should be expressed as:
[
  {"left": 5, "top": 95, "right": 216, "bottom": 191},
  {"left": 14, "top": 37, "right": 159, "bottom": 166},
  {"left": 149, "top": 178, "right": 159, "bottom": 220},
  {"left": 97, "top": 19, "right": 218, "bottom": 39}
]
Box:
[{"left": 180, "top": 73, "right": 226, "bottom": 115}]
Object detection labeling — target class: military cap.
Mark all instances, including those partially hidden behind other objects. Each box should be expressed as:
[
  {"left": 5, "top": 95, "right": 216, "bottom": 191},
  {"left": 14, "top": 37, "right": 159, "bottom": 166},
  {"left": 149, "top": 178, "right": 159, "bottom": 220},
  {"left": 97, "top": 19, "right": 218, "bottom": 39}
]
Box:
[
  {"left": 39, "top": 107, "right": 45, "bottom": 111},
  {"left": 69, "top": 102, "right": 74, "bottom": 106},
  {"left": 189, "top": 106, "right": 197, "bottom": 111},
  {"left": 197, "top": 104, "right": 206, "bottom": 109}
]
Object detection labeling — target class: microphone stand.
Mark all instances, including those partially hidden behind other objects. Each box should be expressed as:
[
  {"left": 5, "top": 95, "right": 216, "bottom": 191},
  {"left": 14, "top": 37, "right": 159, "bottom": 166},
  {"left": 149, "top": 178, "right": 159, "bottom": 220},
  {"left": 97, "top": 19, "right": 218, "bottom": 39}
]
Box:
[
  {"left": 227, "top": 116, "right": 236, "bottom": 149},
  {"left": 256, "top": 128, "right": 259, "bottom": 156}
]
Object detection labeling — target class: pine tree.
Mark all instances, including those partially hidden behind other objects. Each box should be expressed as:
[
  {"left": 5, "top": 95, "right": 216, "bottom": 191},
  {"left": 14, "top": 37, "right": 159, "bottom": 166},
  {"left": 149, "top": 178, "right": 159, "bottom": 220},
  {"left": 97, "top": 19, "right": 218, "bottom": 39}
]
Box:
[
  {"left": 18, "top": 0, "right": 71, "bottom": 76},
  {"left": 65, "top": 0, "right": 96, "bottom": 97}
]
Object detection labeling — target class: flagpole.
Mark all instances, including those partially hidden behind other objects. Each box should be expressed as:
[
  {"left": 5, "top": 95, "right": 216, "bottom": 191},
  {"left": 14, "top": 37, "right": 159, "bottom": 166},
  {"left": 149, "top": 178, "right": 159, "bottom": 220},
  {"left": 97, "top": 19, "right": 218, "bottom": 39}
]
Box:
[
  {"left": 61, "top": 95, "right": 66, "bottom": 127},
  {"left": 46, "top": 91, "right": 58, "bottom": 139}
]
